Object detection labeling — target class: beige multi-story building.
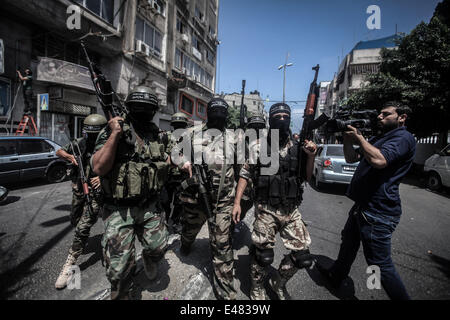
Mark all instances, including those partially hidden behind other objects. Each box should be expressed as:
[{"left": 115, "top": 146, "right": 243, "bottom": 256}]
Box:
[
  {"left": 0, "top": 0, "right": 219, "bottom": 143},
  {"left": 323, "top": 34, "right": 400, "bottom": 119},
  {"left": 222, "top": 90, "right": 265, "bottom": 116}
]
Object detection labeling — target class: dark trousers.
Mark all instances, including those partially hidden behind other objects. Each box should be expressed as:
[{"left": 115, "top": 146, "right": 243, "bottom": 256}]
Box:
[
  {"left": 330, "top": 204, "right": 410, "bottom": 300},
  {"left": 23, "top": 89, "right": 34, "bottom": 113}
]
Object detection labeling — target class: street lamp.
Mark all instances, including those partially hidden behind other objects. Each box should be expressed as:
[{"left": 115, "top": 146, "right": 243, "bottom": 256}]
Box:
[{"left": 278, "top": 53, "right": 293, "bottom": 104}]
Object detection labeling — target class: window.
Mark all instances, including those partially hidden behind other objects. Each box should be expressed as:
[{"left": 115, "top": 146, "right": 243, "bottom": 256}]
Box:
[
  {"left": 197, "top": 100, "right": 207, "bottom": 120},
  {"left": 192, "top": 35, "right": 201, "bottom": 51},
  {"left": 75, "top": 0, "right": 114, "bottom": 24},
  {"left": 205, "top": 73, "right": 213, "bottom": 89},
  {"left": 206, "top": 50, "right": 214, "bottom": 65},
  {"left": 136, "top": 17, "right": 163, "bottom": 57},
  {"left": 0, "top": 78, "right": 11, "bottom": 116},
  {"left": 176, "top": 15, "right": 185, "bottom": 33},
  {"left": 183, "top": 55, "right": 192, "bottom": 75},
  {"left": 18, "top": 140, "right": 46, "bottom": 155},
  {"left": 195, "top": 6, "right": 204, "bottom": 21},
  {"left": 175, "top": 48, "right": 182, "bottom": 69},
  {"left": 209, "top": 25, "right": 215, "bottom": 37},
  {"left": 326, "top": 146, "right": 344, "bottom": 157},
  {"left": 152, "top": 0, "right": 165, "bottom": 16},
  {"left": 42, "top": 140, "right": 54, "bottom": 153},
  {"left": 0, "top": 140, "right": 17, "bottom": 156},
  {"left": 180, "top": 93, "right": 194, "bottom": 115}
]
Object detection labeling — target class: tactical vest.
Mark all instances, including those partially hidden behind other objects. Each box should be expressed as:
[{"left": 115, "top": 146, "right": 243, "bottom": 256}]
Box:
[
  {"left": 101, "top": 127, "right": 169, "bottom": 204},
  {"left": 255, "top": 140, "right": 304, "bottom": 211}
]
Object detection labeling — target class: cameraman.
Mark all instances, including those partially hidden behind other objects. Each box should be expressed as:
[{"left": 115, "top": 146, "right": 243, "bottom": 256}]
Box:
[{"left": 316, "top": 101, "right": 416, "bottom": 300}]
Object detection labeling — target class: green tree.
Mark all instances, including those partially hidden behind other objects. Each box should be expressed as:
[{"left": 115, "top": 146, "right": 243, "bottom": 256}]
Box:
[{"left": 347, "top": 1, "right": 450, "bottom": 141}]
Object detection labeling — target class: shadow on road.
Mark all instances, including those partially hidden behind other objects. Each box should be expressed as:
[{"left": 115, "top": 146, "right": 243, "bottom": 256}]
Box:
[
  {"left": 132, "top": 258, "right": 171, "bottom": 300},
  {"left": 428, "top": 253, "right": 450, "bottom": 279},
  {"left": 40, "top": 215, "right": 71, "bottom": 227},
  {"left": 171, "top": 237, "right": 216, "bottom": 295},
  {"left": 306, "top": 254, "right": 358, "bottom": 300},
  {"left": 0, "top": 224, "right": 73, "bottom": 299},
  {"left": 310, "top": 183, "right": 348, "bottom": 196},
  {"left": 79, "top": 234, "right": 103, "bottom": 272},
  {"left": 233, "top": 221, "right": 252, "bottom": 298},
  {"left": 0, "top": 196, "right": 21, "bottom": 207},
  {"left": 3, "top": 179, "right": 68, "bottom": 191},
  {"left": 53, "top": 204, "right": 72, "bottom": 212}
]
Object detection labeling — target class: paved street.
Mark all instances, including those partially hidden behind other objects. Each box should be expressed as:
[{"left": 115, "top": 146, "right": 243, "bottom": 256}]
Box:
[{"left": 0, "top": 177, "right": 449, "bottom": 300}]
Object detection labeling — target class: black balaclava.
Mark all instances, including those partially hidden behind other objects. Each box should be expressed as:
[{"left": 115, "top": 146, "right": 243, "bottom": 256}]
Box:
[
  {"left": 85, "top": 132, "right": 99, "bottom": 151},
  {"left": 128, "top": 102, "right": 157, "bottom": 135},
  {"left": 172, "top": 122, "right": 187, "bottom": 130},
  {"left": 207, "top": 98, "right": 229, "bottom": 131},
  {"left": 269, "top": 103, "right": 291, "bottom": 141}
]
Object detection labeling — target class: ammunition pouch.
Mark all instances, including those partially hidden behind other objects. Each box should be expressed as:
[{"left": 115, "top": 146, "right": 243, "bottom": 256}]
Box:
[{"left": 102, "top": 160, "right": 169, "bottom": 202}]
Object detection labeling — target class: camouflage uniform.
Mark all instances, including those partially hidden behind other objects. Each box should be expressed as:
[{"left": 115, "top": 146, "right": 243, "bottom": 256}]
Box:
[
  {"left": 61, "top": 138, "right": 103, "bottom": 257},
  {"left": 159, "top": 130, "right": 186, "bottom": 232},
  {"left": 94, "top": 122, "right": 172, "bottom": 300},
  {"left": 240, "top": 137, "right": 312, "bottom": 299},
  {"left": 179, "top": 123, "right": 237, "bottom": 300}
]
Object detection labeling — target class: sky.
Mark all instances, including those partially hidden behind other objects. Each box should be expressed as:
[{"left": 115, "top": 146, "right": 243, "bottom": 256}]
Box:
[{"left": 216, "top": 0, "right": 442, "bottom": 132}]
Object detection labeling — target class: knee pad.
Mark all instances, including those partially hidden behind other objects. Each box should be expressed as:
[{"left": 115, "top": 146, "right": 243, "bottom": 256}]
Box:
[
  {"left": 291, "top": 249, "right": 313, "bottom": 269},
  {"left": 255, "top": 247, "right": 274, "bottom": 267}
]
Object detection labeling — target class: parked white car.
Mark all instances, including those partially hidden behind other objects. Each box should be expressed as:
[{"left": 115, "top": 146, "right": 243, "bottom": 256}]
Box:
[{"left": 424, "top": 144, "right": 450, "bottom": 190}]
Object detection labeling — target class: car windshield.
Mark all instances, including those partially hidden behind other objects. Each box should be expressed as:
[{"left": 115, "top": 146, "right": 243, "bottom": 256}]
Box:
[{"left": 326, "top": 146, "right": 345, "bottom": 157}]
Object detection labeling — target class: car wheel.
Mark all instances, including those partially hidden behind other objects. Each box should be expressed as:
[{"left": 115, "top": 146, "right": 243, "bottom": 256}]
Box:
[
  {"left": 427, "top": 172, "right": 442, "bottom": 191},
  {"left": 47, "top": 164, "right": 67, "bottom": 183},
  {"left": 314, "top": 173, "right": 323, "bottom": 189}
]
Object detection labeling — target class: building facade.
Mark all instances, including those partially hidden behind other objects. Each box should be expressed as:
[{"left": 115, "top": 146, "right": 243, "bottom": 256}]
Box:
[
  {"left": 0, "top": 0, "right": 219, "bottom": 144},
  {"left": 222, "top": 90, "right": 265, "bottom": 115}
]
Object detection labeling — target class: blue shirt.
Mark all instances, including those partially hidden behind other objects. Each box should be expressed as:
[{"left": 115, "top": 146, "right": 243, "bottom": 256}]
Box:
[{"left": 346, "top": 126, "right": 416, "bottom": 216}]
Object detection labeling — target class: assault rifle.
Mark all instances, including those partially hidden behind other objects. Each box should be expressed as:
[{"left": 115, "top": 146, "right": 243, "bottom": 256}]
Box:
[
  {"left": 298, "top": 64, "right": 329, "bottom": 181},
  {"left": 70, "top": 140, "right": 95, "bottom": 226},
  {"left": 80, "top": 41, "right": 128, "bottom": 121},
  {"left": 239, "top": 80, "right": 247, "bottom": 129},
  {"left": 180, "top": 140, "right": 215, "bottom": 219},
  {"left": 192, "top": 162, "right": 215, "bottom": 220}
]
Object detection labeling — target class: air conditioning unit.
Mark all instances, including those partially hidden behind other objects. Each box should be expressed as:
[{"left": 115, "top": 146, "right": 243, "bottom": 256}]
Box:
[
  {"left": 181, "top": 33, "right": 189, "bottom": 43},
  {"left": 136, "top": 40, "right": 150, "bottom": 57}
]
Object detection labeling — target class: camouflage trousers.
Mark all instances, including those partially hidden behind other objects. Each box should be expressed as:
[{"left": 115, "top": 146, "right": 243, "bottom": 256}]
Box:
[
  {"left": 102, "top": 200, "right": 168, "bottom": 300},
  {"left": 251, "top": 204, "right": 312, "bottom": 285},
  {"left": 69, "top": 191, "right": 102, "bottom": 258},
  {"left": 71, "top": 183, "right": 85, "bottom": 227},
  {"left": 181, "top": 201, "right": 236, "bottom": 300}
]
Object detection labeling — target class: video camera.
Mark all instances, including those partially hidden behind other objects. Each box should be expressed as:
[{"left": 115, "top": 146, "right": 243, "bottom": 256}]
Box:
[{"left": 326, "top": 107, "right": 379, "bottom": 135}]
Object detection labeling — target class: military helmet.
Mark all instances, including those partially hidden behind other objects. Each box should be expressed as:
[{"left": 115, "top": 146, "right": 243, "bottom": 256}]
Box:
[
  {"left": 125, "top": 86, "right": 159, "bottom": 112},
  {"left": 269, "top": 103, "right": 291, "bottom": 118},
  {"left": 171, "top": 112, "right": 189, "bottom": 126},
  {"left": 83, "top": 114, "right": 107, "bottom": 133},
  {"left": 207, "top": 97, "right": 229, "bottom": 112},
  {"left": 247, "top": 114, "right": 266, "bottom": 130}
]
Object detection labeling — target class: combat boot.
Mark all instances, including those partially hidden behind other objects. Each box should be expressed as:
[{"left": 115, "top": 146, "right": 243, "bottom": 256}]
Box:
[
  {"left": 268, "top": 271, "right": 290, "bottom": 300},
  {"left": 55, "top": 253, "right": 78, "bottom": 289},
  {"left": 250, "top": 280, "right": 268, "bottom": 300},
  {"left": 143, "top": 255, "right": 158, "bottom": 281}
]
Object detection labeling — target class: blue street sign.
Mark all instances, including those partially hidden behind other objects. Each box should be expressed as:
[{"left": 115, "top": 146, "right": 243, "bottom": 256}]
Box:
[{"left": 39, "top": 93, "right": 49, "bottom": 111}]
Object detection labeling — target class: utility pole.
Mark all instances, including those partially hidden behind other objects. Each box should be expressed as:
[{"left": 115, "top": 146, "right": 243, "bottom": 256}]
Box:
[{"left": 278, "top": 52, "right": 293, "bottom": 104}]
